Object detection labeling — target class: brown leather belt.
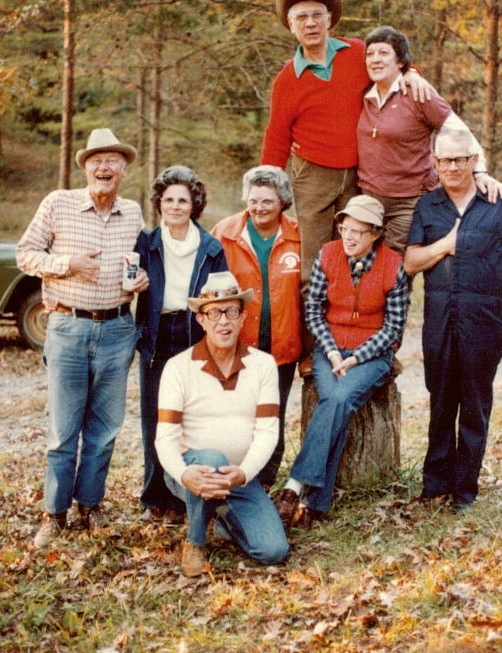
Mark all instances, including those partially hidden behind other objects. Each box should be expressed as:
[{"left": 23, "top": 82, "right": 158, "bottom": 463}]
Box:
[{"left": 54, "top": 303, "right": 131, "bottom": 322}]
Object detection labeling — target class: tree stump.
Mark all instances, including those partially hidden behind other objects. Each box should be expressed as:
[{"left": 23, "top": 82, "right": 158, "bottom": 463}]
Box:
[{"left": 301, "top": 375, "right": 401, "bottom": 488}]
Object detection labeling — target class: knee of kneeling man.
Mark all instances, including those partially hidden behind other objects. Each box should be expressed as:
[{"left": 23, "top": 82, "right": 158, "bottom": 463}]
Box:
[
  {"left": 188, "top": 448, "right": 229, "bottom": 469},
  {"left": 258, "top": 540, "right": 290, "bottom": 565}
]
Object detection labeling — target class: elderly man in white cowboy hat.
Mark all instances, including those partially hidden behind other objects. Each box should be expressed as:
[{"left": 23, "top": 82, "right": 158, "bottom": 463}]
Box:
[
  {"left": 155, "top": 271, "right": 289, "bottom": 577},
  {"left": 261, "top": 1, "right": 429, "bottom": 376},
  {"left": 17, "top": 127, "right": 149, "bottom": 548}
]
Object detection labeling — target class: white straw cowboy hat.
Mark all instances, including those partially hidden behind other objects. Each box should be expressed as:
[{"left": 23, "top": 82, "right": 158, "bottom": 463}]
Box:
[
  {"left": 75, "top": 128, "right": 137, "bottom": 168},
  {"left": 276, "top": 0, "right": 342, "bottom": 30},
  {"left": 187, "top": 271, "right": 254, "bottom": 313},
  {"left": 335, "top": 195, "right": 385, "bottom": 228}
]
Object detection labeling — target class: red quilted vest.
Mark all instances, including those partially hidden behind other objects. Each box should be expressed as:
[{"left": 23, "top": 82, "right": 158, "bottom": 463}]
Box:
[{"left": 321, "top": 240, "right": 402, "bottom": 349}]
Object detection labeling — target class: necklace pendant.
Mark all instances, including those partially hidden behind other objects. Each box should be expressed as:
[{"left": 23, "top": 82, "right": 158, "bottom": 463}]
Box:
[{"left": 372, "top": 127, "right": 378, "bottom": 138}]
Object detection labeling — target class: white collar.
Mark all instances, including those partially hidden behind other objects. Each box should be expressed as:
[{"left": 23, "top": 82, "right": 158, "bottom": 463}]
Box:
[{"left": 365, "top": 73, "right": 403, "bottom": 108}]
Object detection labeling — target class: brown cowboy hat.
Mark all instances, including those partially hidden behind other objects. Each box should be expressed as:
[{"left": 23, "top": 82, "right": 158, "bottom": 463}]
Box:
[
  {"left": 75, "top": 128, "right": 137, "bottom": 168},
  {"left": 276, "top": 0, "right": 342, "bottom": 30}
]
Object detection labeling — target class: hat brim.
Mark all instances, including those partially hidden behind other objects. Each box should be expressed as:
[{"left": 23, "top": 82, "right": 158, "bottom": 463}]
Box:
[
  {"left": 335, "top": 208, "right": 383, "bottom": 228},
  {"left": 187, "top": 288, "right": 254, "bottom": 313},
  {"left": 276, "top": 0, "right": 342, "bottom": 30},
  {"left": 75, "top": 144, "right": 137, "bottom": 169}
]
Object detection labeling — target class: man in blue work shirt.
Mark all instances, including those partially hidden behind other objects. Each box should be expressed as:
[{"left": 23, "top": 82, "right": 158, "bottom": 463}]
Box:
[{"left": 405, "top": 129, "right": 502, "bottom": 513}]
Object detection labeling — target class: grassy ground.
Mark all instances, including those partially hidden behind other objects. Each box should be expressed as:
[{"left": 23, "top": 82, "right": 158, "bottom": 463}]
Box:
[{"left": 0, "top": 293, "right": 501, "bottom": 652}]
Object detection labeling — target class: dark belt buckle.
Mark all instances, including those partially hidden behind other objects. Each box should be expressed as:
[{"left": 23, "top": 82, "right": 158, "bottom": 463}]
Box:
[{"left": 92, "top": 310, "right": 106, "bottom": 322}]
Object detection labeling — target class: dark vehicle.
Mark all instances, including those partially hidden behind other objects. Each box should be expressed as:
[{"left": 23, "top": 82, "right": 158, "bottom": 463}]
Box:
[{"left": 0, "top": 242, "right": 46, "bottom": 350}]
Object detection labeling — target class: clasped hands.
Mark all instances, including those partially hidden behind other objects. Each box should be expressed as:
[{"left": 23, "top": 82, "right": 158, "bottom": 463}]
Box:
[
  {"left": 328, "top": 351, "right": 358, "bottom": 379},
  {"left": 181, "top": 464, "right": 246, "bottom": 500}
]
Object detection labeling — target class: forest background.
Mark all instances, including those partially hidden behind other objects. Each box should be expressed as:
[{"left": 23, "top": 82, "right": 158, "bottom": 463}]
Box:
[{"left": 0, "top": 0, "right": 500, "bottom": 235}]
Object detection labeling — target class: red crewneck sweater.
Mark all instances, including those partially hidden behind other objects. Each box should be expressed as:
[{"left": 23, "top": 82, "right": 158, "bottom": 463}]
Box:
[{"left": 261, "top": 37, "right": 369, "bottom": 170}]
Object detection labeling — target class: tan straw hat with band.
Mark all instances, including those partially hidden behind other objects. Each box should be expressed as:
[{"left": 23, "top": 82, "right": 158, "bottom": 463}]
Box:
[
  {"left": 75, "top": 128, "right": 137, "bottom": 168},
  {"left": 187, "top": 271, "right": 254, "bottom": 313}
]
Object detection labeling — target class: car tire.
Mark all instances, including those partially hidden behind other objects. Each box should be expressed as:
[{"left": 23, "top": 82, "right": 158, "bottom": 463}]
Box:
[{"left": 17, "top": 289, "right": 47, "bottom": 350}]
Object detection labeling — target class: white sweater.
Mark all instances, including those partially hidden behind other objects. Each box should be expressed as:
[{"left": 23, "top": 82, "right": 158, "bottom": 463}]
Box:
[{"left": 155, "top": 338, "right": 280, "bottom": 484}]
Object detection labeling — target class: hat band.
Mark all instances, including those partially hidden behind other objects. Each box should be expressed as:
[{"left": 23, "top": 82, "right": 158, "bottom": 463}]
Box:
[{"left": 199, "top": 286, "right": 240, "bottom": 300}]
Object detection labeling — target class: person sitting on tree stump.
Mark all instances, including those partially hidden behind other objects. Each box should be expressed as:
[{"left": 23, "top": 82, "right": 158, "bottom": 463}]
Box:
[{"left": 275, "top": 195, "right": 408, "bottom": 530}]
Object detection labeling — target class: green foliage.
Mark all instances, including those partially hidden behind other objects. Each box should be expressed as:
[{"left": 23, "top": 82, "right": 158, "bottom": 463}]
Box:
[{"left": 0, "top": 0, "right": 500, "bottom": 231}]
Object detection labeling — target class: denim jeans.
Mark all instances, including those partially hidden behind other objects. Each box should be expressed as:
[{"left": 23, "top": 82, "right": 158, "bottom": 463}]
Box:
[
  {"left": 43, "top": 311, "right": 137, "bottom": 514},
  {"left": 164, "top": 449, "right": 289, "bottom": 564},
  {"left": 290, "top": 345, "right": 393, "bottom": 512}
]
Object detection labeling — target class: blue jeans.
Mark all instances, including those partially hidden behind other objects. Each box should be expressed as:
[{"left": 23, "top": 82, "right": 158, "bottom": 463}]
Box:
[
  {"left": 43, "top": 311, "right": 137, "bottom": 514},
  {"left": 290, "top": 345, "right": 393, "bottom": 512},
  {"left": 164, "top": 449, "right": 289, "bottom": 564}
]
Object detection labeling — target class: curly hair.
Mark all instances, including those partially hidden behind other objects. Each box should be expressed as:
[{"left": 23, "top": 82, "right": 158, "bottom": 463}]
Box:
[
  {"left": 150, "top": 165, "right": 207, "bottom": 221},
  {"left": 365, "top": 26, "right": 412, "bottom": 74},
  {"left": 242, "top": 165, "right": 293, "bottom": 211}
]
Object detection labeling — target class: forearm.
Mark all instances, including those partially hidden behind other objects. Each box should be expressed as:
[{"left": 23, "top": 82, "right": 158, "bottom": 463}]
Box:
[
  {"left": 155, "top": 422, "right": 187, "bottom": 485},
  {"left": 404, "top": 241, "right": 450, "bottom": 275}
]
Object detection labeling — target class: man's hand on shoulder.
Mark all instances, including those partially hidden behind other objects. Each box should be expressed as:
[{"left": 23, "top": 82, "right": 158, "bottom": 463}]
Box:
[
  {"left": 401, "top": 70, "right": 433, "bottom": 103},
  {"left": 474, "top": 172, "right": 502, "bottom": 203}
]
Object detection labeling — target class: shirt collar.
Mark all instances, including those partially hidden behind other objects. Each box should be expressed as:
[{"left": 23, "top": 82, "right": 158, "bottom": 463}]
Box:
[
  {"left": 82, "top": 187, "right": 122, "bottom": 216},
  {"left": 192, "top": 337, "right": 250, "bottom": 390},
  {"left": 365, "top": 73, "right": 403, "bottom": 107},
  {"left": 293, "top": 37, "right": 349, "bottom": 78},
  {"left": 348, "top": 249, "right": 377, "bottom": 275}
]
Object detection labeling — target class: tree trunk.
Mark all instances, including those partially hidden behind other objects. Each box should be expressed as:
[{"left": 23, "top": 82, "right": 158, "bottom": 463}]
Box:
[
  {"left": 301, "top": 375, "right": 401, "bottom": 488},
  {"left": 136, "top": 66, "right": 148, "bottom": 216},
  {"left": 148, "top": 27, "right": 162, "bottom": 228},
  {"left": 59, "top": 0, "right": 75, "bottom": 190},
  {"left": 432, "top": 8, "right": 447, "bottom": 93},
  {"left": 482, "top": 0, "right": 499, "bottom": 174}
]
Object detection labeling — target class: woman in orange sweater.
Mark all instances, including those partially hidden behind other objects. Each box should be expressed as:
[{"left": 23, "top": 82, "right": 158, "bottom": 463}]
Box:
[{"left": 212, "top": 166, "right": 301, "bottom": 488}]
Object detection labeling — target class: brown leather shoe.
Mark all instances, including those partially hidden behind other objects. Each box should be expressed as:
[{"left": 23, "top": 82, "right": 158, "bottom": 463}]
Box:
[
  {"left": 181, "top": 541, "right": 208, "bottom": 578},
  {"left": 78, "top": 504, "right": 102, "bottom": 531},
  {"left": 164, "top": 506, "right": 185, "bottom": 526},
  {"left": 292, "top": 505, "right": 322, "bottom": 530},
  {"left": 275, "top": 489, "right": 299, "bottom": 527}
]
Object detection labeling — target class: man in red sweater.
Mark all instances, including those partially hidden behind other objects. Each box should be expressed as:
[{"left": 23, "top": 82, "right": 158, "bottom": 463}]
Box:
[{"left": 261, "top": 2, "right": 428, "bottom": 352}]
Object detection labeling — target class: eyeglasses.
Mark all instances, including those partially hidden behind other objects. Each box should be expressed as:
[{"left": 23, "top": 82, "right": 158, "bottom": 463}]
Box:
[
  {"left": 338, "top": 224, "right": 373, "bottom": 239},
  {"left": 435, "top": 156, "right": 474, "bottom": 170},
  {"left": 289, "top": 10, "right": 329, "bottom": 23},
  {"left": 199, "top": 306, "right": 243, "bottom": 321},
  {"left": 85, "top": 155, "right": 125, "bottom": 168},
  {"left": 247, "top": 199, "right": 280, "bottom": 209}
]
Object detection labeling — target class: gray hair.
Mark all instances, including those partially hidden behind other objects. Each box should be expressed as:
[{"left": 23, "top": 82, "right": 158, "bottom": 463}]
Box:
[
  {"left": 242, "top": 165, "right": 293, "bottom": 210},
  {"left": 434, "top": 130, "right": 476, "bottom": 156}
]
